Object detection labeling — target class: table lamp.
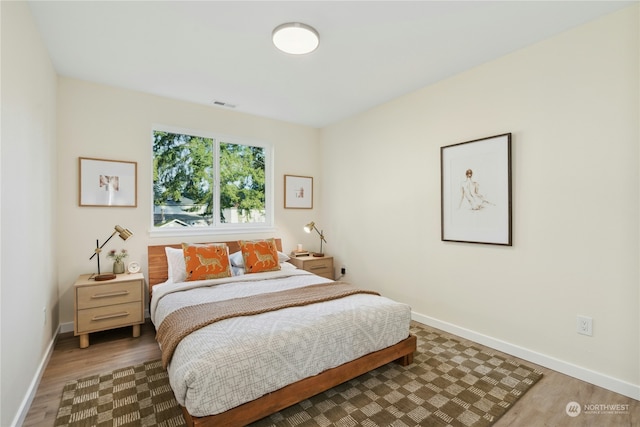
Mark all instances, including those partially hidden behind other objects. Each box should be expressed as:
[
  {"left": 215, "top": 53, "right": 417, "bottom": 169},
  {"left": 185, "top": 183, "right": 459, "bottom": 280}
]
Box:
[
  {"left": 304, "top": 221, "right": 326, "bottom": 257},
  {"left": 89, "top": 225, "right": 133, "bottom": 280}
]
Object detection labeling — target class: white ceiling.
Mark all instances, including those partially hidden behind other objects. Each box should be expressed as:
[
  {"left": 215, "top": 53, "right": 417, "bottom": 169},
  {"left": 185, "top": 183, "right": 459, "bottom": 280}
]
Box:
[{"left": 28, "top": 1, "right": 633, "bottom": 128}]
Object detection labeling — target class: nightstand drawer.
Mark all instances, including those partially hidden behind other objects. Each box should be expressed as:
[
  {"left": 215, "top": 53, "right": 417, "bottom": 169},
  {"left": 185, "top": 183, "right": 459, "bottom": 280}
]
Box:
[
  {"left": 77, "top": 281, "right": 141, "bottom": 309},
  {"left": 288, "top": 256, "right": 334, "bottom": 280},
  {"left": 76, "top": 302, "right": 143, "bottom": 333},
  {"left": 306, "top": 262, "right": 332, "bottom": 276}
]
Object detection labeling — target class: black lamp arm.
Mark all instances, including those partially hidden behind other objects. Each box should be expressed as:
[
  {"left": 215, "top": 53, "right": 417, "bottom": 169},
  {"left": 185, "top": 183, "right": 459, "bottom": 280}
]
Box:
[{"left": 89, "top": 230, "right": 118, "bottom": 260}]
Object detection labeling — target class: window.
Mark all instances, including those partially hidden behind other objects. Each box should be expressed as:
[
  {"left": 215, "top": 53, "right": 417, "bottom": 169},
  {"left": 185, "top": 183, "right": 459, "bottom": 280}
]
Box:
[{"left": 152, "top": 127, "right": 273, "bottom": 234}]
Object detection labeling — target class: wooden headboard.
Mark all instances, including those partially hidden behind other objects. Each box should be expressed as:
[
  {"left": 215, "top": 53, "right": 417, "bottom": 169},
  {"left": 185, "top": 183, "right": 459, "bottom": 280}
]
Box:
[{"left": 147, "top": 238, "right": 283, "bottom": 293}]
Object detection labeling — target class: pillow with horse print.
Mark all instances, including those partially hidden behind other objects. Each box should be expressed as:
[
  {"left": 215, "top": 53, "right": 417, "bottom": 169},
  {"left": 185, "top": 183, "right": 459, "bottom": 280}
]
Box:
[
  {"left": 229, "top": 250, "right": 290, "bottom": 267},
  {"left": 182, "top": 243, "right": 232, "bottom": 281},
  {"left": 239, "top": 239, "right": 281, "bottom": 274}
]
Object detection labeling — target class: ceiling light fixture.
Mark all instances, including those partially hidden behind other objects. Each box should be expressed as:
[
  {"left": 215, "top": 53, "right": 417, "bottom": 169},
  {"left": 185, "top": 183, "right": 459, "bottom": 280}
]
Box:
[{"left": 272, "top": 22, "right": 319, "bottom": 55}]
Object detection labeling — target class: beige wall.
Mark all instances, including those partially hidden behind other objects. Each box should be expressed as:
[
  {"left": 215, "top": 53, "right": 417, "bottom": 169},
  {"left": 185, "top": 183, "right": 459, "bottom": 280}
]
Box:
[
  {"left": 56, "top": 78, "right": 322, "bottom": 325},
  {"left": 1, "top": 2, "right": 59, "bottom": 426},
  {"left": 320, "top": 5, "right": 639, "bottom": 396}
]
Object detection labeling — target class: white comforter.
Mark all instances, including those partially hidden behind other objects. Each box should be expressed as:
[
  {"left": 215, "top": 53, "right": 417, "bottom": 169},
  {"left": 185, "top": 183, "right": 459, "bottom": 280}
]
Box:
[{"left": 150, "top": 268, "right": 411, "bottom": 417}]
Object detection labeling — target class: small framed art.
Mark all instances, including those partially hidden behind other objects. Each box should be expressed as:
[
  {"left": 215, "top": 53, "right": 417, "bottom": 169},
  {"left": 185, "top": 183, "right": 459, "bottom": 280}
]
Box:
[
  {"left": 79, "top": 157, "right": 138, "bottom": 207},
  {"left": 284, "top": 175, "right": 313, "bottom": 209},
  {"left": 441, "top": 133, "right": 512, "bottom": 245}
]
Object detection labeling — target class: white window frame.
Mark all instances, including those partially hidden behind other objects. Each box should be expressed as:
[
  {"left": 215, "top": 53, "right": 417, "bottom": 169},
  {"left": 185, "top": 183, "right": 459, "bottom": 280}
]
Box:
[{"left": 150, "top": 125, "right": 274, "bottom": 238}]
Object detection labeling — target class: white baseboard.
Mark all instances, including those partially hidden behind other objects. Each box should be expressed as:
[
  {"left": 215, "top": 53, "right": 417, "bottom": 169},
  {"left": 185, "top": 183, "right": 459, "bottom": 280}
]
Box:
[
  {"left": 11, "top": 324, "right": 61, "bottom": 427},
  {"left": 412, "top": 311, "right": 640, "bottom": 401}
]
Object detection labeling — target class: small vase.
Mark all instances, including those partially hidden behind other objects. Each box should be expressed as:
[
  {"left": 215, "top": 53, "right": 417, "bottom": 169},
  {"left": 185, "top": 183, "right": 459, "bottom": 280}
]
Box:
[{"left": 113, "top": 261, "right": 125, "bottom": 274}]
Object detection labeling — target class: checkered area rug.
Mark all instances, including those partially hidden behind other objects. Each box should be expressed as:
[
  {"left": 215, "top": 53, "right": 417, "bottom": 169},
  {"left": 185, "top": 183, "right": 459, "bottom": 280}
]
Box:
[
  {"left": 54, "top": 324, "right": 542, "bottom": 427},
  {"left": 53, "top": 359, "right": 183, "bottom": 427}
]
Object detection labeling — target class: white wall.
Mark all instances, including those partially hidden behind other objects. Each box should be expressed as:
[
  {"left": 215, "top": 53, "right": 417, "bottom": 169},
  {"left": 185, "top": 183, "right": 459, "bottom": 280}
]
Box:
[
  {"left": 56, "top": 78, "right": 322, "bottom": 325},
  {"left": 321, "top": 5, "right": 639, "bottom": 397},
  {"left": 1, "top": 2, "right": 59, "bottom": 426}
]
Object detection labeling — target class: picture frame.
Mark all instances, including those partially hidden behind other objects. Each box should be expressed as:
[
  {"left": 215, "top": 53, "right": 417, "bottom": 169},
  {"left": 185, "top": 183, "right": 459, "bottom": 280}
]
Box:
[
  {"left": 79, "top": 157, "right": 137, "bottom": 207},
  {"left": 284, "top": 175, "right": 313, "bottom": 209},
  {"left": 441, "top": 133, "right": 512, "bottom": 246}
]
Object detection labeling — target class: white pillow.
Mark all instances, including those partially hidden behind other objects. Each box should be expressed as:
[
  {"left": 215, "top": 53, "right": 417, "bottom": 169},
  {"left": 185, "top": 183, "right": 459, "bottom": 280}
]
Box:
[
  {"left": 165, "top": 246, "right": 187, "bottom": 283},
  {"left": 229, "top": 250, "right": 244, "bottom": 267},
  {"left": 278, "top": 251, "right": 291, "bottom": 263},
  {"left": 280, "top": 262, "right": 296, "bottom": 270},
  {"left": 229, "top": 250, "right": 290, "bottom": 267}
]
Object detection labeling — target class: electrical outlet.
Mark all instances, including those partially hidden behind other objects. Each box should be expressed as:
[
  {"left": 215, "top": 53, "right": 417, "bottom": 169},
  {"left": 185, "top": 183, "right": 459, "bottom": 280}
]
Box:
[
  {"left": 341, "top": 267, "right": 346, "bottom": 275},
  {"left": 577, "top": 315, "right": 593, "bottom": 336}
]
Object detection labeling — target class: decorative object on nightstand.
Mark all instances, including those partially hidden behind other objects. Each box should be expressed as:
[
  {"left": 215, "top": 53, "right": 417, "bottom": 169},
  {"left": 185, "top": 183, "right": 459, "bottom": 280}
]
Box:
[
  {"left": 291, "top": 250, "right": 310, "bottom": 257},
  {"left": 89, "top": 225, "right": 133, "bottom": 281},
  {"left": 290, "top": 243, "right": 310, "bottom": 257},
  {"left": 304, "top": 221, "right": 326, "bottom": 257},
  {"left": 73, "top": 272, "right": 144, "bottom": 348},
  {"left": 127, "top": 261, "right": 141, "bottom": 274},
  {"left": 107, "top": 249, "right": 128, "bottom": 274},
  {"left": 288, "top": 256, "right": 334, "bottom": 280}
]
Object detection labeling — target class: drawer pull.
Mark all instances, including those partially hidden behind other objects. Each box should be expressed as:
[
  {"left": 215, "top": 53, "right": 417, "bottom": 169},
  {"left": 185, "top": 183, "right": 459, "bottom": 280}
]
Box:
[
  {"left": 309, "top": 265, "right": 327, "bottom": 270},
  {"left": 92, "top": 311, "right": 129, "bottom": 321},
  {"left": 91, "top": 290, "right": 129, "bottom": 299}
]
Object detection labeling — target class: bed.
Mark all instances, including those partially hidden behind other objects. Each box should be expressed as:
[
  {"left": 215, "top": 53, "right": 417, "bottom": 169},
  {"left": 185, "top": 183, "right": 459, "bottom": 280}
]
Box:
[{"left": 148, "top": 238, "right": 416, "bottom": 427}]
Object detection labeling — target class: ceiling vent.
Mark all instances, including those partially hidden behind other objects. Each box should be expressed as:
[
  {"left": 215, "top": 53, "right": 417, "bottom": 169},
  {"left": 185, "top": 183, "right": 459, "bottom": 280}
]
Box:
[{"left": 212, "top": 100, "right": 237, "bottom": 108}]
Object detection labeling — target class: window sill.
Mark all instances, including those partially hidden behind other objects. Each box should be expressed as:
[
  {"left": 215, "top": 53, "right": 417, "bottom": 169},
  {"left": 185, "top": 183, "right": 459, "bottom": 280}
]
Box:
[{"left": 148, "top": 225, "right": 277, "bottom": 239}]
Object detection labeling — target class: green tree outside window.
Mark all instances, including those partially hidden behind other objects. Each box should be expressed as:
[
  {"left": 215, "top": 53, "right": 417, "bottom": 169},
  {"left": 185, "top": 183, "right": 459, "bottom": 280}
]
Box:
[{"left": 153, "top": 130, "right": 269, "bottom": 229}]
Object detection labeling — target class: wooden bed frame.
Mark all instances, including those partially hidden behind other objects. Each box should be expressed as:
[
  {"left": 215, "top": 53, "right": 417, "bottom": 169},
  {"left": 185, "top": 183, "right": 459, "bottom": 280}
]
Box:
[{"left": 148, "top": 239, "right": 417, "bottom": 427}]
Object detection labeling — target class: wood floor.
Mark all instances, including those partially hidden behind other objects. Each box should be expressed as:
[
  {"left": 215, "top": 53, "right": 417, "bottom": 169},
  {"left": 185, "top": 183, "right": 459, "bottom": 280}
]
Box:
[{"left": 23, "top": 320, "right": 639, "bottom": 427}]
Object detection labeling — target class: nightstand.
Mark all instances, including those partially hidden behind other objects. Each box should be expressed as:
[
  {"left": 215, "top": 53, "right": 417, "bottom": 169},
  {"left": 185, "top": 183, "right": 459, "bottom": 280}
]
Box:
[
  {"left": 288, "top": 256, "right": 334, "bottom": 280},
  {"left": 73, "top": 272, "right": 144, "bottom": 348}
]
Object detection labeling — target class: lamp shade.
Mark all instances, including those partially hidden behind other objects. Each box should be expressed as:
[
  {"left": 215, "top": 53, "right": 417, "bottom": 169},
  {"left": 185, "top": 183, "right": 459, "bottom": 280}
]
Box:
[
  {"left": 272, "top": 22, "right": 319, "bottom": 55},
  {"left": 115, "top": 225, "right": 133, "bottom": 240},
  {"left": 304, "top": 221, "right": 315, "bottom": 233}
]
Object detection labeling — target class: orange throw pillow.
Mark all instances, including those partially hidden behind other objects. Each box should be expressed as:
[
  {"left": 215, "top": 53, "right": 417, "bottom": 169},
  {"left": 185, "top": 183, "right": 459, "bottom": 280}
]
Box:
[
  {"left": 239, "top": 239, "right": 281, "bottom": 274},
  {"left": 182, "top": 243, "right": 232, "bottom": 281}
]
